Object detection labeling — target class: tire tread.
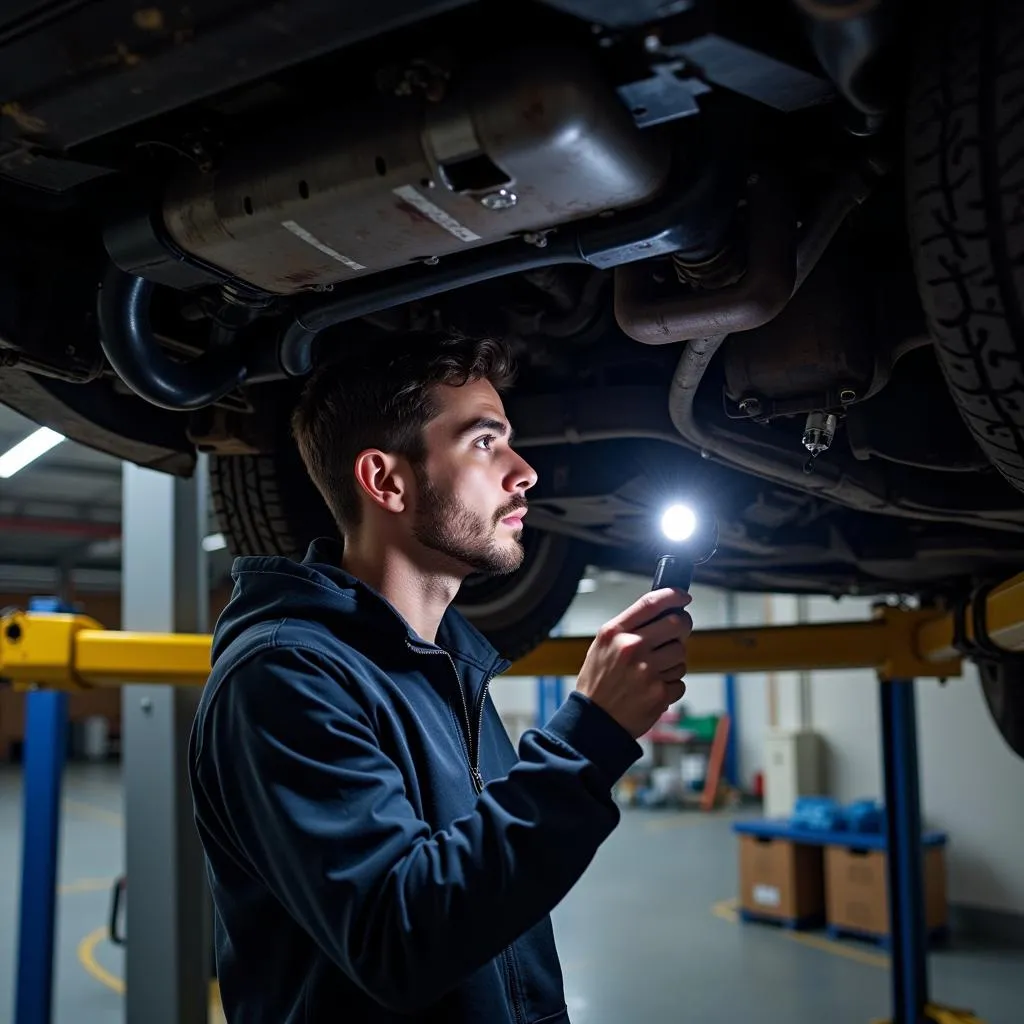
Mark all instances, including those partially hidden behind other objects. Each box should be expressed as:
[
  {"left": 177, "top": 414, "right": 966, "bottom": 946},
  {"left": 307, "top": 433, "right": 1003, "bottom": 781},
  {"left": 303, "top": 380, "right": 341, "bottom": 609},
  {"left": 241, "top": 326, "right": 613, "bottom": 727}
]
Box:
[{"left": 909, "top": 0, "right": 1024, "bottom": 492}]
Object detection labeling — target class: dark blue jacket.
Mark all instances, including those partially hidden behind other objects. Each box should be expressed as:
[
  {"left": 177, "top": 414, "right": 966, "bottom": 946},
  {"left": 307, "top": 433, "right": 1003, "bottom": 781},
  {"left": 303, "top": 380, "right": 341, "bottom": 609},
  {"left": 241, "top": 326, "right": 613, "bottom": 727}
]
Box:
[{"left": 188, "top": 539, "right": 642, "bottom": 1024}]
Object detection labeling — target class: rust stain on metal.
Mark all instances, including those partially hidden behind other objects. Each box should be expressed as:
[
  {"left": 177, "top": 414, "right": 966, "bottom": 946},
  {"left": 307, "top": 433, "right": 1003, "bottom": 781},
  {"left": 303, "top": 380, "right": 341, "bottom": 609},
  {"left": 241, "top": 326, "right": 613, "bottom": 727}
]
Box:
[
  {"left": 1, "top": 103, "right": 46, "bottom": 134},
  {"left": 133, "top": 8, "right": 165, "bottom": 31},
  {"left": 281, "top": 269, "right": 319, "bottom": 286},
  {"left": 394, "top": 199, "right": 431, "bottom": 227}
]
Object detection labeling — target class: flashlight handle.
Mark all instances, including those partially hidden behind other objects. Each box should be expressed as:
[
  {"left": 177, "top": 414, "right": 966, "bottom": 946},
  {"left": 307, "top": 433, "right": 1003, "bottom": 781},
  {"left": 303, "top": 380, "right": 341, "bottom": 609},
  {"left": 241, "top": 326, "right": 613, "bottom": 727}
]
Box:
[
  {"left": 652, "top": 555, "right": 693, "bottom": 594},
  {"left": 644, "top": 555, "right": 693, "bottom": 628}
]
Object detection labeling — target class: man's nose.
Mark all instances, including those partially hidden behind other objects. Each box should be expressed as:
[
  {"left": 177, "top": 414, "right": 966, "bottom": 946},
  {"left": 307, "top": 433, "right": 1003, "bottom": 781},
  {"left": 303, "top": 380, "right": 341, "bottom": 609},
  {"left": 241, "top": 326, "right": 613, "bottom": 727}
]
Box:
[{"left": 509, "top": 451, "right": 538, "bottom": 492}]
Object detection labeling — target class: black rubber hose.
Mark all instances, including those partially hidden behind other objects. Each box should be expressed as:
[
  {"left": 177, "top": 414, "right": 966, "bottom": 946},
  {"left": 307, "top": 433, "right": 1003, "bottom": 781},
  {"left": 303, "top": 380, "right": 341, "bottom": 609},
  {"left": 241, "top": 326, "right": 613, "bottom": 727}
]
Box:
[
  {"left": 278, "top": 239, "right": 588, "bottom": 377},
  {"left": 97, "top": 267, "right": 249, "bottom": 411}
]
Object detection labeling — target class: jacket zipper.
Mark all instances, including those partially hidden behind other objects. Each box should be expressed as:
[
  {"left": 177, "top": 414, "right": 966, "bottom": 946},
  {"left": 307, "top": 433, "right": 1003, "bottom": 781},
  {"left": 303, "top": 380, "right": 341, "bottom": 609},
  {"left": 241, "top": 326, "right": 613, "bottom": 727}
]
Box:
[
  {"left": 407, "top": 641, "right": 493, "bottom": 793},
  {"left": 502, "top": 947, "right": 526, "bottom": 1024},
  {"left": 458, "top": 661, "right": 525, "bottom": 1024},
  {"left": 408, "top": 642, "right": 524, "bottom": 1024}
]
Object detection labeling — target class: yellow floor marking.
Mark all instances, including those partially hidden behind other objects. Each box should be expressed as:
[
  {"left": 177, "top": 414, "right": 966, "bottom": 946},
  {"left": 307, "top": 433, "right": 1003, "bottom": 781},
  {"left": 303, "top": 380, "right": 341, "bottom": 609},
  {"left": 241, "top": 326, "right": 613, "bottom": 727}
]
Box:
[
  {"left": 712, "top": 897, "right": 890, "bottom": 969},
  {"left": 57, "top": 797, "right": 224, "bottom": 1017},
  {"left": 77, "top": 926, "right": 123, "bottom": 995},
  {"left": 63, "top": 799, "right": 123, "bottom": 826},
  {"left": 77, "top": 925, "right": 226, "bottom": 1021},
  {"left": 59, "top": 877, "right": 115, "bottom": 895}
]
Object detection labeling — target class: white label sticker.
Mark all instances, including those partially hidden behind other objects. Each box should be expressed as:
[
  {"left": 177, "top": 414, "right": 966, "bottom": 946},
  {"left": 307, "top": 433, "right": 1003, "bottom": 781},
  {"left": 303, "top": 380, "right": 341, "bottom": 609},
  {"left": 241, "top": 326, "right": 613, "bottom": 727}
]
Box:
[
  {"left": 281, "top": 220, "right": 366, "bottom": 271},
  {"left": 753, "top": 884, "right": 781, "bottom": 907},
  {"left": 392, "top": 184, "right": 481, "bottom": 242}
]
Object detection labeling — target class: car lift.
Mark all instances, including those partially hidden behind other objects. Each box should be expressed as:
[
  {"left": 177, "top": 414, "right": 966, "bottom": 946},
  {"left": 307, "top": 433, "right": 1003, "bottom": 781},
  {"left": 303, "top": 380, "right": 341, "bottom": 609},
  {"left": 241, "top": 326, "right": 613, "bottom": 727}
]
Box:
[{"left": 5, "top": 575, "right": 1023, "bottom": 1024}]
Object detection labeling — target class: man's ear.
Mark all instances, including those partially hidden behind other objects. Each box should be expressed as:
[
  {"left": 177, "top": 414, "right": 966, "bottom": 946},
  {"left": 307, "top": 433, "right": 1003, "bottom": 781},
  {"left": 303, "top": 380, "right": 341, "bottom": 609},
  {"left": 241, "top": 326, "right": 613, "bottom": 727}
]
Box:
[{"left": 352, "top": 449, "right": 411, "bottom": 514}]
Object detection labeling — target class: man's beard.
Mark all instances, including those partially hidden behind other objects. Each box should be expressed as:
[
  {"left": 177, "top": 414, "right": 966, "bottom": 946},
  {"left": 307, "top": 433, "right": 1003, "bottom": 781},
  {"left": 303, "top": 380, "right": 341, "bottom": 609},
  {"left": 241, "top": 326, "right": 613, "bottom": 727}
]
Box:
[{"left": 412, "top": 468, "right": 526, "bottom": 577}]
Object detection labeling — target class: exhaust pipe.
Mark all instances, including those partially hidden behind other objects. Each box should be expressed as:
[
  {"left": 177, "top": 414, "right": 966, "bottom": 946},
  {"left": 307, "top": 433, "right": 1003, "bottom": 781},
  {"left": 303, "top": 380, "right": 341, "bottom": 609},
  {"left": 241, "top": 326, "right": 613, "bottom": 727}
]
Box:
[{"left": 613, "top": 174, "right": 797, "bottom": 345}]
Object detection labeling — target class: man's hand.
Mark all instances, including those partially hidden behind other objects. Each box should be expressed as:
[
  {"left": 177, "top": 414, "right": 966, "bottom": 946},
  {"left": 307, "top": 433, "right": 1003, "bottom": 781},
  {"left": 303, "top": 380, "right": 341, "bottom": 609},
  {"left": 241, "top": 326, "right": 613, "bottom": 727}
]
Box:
[{"left": 575, "top": 589, "right": 693, "bottom": 739}]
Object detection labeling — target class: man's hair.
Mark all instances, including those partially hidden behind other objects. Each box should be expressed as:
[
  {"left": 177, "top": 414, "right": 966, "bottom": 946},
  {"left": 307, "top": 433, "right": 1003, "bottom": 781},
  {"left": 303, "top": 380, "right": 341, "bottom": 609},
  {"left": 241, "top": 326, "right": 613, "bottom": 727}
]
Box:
[{"left": 291, "top": 332, "right": 517, "bottom": 535}]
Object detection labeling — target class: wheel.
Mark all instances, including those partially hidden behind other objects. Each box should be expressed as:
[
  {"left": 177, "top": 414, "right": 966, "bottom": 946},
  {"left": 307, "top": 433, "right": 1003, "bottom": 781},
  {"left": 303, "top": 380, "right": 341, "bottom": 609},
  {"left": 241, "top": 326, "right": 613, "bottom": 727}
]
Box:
[
  {"left": 454, "top": 529, "right": 591, "bottom": 661},
  {"left": 209, "top": 446, "right": 589, "bottom": 660},
  {"left": 978, "top": 659, "right": 1024, "bottom": 760},
  {"left": 210, "top": 448, "right": 337, "bottom": 561},
  {"left": 907, "top": 0, "right": 1024, "bottom": 494}
]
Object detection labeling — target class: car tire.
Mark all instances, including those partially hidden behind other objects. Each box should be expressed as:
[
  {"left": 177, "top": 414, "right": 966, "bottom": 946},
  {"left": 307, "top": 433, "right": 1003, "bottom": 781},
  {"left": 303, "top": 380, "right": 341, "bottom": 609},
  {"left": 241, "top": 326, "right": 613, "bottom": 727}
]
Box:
[
  {"left": 454, "top": 528, "right": 591, "bottom": 661},
  {"left": 978, "top": 659, "right": 1024, "bottom": 760},
  {"left": 907, "top": 0, "right": 1024, "bottom": 494},
  {"left": 907, "top": 0, "right": 1024, "bottom": 759},
  {"left": 210, "top": 449, "right": 337, "bottom": 562},
  {"left": 209, "top": 447, "right": 589, "bottom": 661}
]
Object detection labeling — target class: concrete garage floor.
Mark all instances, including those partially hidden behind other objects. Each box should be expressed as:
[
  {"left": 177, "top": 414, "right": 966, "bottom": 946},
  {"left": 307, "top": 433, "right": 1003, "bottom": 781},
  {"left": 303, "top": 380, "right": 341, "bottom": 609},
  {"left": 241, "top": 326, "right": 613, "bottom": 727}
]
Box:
[{"left": 1, "top": 763, "right": 1022, "bottom": 1024}]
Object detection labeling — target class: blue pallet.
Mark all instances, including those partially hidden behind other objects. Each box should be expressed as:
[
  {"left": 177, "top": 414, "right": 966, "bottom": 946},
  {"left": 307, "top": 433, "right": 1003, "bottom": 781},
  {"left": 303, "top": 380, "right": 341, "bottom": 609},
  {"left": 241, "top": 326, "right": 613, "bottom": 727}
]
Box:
[
  {"left": 739, "top": 908, "right": 825, "bottom": 932},
  {"left": 826, "top": 923, "right": 951, "bottom": 950},
  {"left": 733, "top": 818, "right": 947, "bottom": 851}
]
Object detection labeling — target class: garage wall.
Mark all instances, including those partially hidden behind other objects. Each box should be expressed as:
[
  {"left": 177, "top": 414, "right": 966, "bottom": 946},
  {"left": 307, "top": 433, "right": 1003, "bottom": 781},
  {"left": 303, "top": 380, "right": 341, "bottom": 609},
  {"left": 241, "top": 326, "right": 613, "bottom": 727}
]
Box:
[
  {"left": 802, "top": 596, "right": 884, "bottom": 803},
  {"left": 917, "top": 663, "right": 1024, "bottom": 917},
  {"left": 798, "top": 594, "right": 1024, "bottom": 918}
]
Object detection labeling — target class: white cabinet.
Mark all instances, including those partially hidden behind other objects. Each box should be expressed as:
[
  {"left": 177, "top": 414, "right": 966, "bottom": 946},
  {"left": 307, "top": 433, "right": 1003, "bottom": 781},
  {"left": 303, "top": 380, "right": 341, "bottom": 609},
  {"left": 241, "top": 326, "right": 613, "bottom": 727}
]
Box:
[{"left": 763, "top": 729, "right": 824, "bottom": 818}]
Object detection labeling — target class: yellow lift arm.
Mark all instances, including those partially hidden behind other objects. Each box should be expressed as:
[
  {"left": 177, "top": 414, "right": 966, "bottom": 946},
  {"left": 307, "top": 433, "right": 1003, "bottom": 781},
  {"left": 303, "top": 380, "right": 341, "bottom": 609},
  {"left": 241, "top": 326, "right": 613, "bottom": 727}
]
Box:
[
  {"left": 3, "top": 571, "right": 1024, "bottom": 690},
  {"left": 5, "top": 572, "right": 1018, "bottom": 1024}
]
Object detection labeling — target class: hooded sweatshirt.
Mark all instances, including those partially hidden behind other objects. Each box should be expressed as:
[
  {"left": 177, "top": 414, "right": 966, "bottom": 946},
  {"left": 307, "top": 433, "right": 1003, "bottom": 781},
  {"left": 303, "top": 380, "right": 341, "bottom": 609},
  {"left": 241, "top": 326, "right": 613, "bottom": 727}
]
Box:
[{"left": 188, "top": 538, "right": 643, "bottom": 1024}]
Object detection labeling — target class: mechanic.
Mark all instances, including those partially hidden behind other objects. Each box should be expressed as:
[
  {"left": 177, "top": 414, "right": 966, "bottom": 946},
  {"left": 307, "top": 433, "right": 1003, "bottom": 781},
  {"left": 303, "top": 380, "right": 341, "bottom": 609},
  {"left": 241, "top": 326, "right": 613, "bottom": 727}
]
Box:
[{"left": 187, "top": 332, "right": 693, "bottom": 1024}]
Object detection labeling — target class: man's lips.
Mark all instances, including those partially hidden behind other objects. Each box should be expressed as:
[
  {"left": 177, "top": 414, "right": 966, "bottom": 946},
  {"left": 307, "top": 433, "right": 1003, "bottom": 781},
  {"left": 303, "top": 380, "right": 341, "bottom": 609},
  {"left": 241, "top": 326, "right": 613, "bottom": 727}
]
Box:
[{"left": 499, "top": 507, "right": 527, "bottom": 525}]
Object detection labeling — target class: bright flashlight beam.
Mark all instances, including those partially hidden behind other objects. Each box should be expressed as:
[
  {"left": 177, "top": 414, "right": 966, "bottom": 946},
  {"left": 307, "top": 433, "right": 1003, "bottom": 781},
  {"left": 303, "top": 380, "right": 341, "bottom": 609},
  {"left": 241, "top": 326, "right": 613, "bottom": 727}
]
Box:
[{"left": 661, "top": 504, "right": 697, "bottom": 543}]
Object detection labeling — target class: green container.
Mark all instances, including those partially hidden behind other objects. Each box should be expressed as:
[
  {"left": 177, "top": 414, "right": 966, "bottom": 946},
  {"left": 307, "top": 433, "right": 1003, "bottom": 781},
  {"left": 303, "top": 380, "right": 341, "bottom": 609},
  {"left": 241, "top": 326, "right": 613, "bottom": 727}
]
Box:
[{"left": 680, "top": 713, "right": 719, "bottom": 742}]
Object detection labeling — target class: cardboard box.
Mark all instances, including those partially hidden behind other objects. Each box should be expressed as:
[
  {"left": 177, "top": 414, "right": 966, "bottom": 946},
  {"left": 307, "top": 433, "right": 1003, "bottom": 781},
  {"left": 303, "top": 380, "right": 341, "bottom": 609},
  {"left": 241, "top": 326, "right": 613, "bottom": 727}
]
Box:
[
  {"left": 739, "top": 833, "right": 825, "bottom": 923},
  {"left": 825, "top": 844, "right": 947, "bottom": 937}
]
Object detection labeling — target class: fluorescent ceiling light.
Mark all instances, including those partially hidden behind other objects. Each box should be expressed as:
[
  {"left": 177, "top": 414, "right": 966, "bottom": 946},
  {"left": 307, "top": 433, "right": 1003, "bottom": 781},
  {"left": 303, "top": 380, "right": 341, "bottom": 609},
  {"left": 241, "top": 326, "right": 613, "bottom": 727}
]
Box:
[
  {"left": 202, "top": 532, "right": 227, "bottom": 552},
  {"left": 0, "top": 426, "right": 65, "bottom": 478}
]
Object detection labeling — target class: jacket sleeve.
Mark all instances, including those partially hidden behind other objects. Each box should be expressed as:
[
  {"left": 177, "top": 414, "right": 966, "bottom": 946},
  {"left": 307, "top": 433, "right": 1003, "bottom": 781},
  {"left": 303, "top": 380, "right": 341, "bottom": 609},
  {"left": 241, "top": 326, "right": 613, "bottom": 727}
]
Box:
[{"left": 193, "top": 640, "right": 641, "bottom": 1013}]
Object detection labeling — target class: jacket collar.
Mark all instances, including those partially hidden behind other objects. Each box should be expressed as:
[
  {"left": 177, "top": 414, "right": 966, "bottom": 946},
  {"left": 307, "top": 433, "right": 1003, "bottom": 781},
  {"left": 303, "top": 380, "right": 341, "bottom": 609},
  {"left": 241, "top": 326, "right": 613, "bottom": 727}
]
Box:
[{"left": 301, "top": 538, "right": 511, "bottom": 677}]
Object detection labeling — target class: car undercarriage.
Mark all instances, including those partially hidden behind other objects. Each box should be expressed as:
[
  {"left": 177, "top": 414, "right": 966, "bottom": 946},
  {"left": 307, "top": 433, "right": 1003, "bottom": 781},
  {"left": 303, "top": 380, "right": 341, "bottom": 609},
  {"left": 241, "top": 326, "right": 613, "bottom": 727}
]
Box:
[{"left": 1, "top": 0, "right": 1024, "bottom": 713}]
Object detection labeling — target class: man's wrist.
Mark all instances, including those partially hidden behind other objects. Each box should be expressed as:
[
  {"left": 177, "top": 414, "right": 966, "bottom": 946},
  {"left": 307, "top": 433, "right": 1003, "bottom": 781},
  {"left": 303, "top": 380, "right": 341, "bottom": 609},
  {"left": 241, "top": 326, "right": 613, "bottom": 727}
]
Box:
[{"left": 543, "top": 692, "right": 643, "bottom": 787}]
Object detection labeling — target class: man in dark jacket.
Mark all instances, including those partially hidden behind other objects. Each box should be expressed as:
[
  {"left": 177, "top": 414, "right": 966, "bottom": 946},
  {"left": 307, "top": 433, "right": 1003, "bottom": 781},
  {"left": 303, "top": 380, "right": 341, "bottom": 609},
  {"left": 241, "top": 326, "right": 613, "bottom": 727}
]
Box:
[{"left": 188, "top": 333, "right": 693, "bottom": 1023}]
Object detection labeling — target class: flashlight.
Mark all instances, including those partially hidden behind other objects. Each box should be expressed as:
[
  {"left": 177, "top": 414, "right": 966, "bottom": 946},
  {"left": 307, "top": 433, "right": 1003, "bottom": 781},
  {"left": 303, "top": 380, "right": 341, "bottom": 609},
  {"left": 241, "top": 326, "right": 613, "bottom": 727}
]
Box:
[{"left": 651, "top": 502, "right": 718, "bottom": 595}]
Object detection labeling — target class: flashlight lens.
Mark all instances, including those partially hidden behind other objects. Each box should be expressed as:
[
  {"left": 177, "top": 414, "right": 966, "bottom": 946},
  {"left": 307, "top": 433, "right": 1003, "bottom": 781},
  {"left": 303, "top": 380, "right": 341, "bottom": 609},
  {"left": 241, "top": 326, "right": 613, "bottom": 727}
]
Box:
[{"left": 661, "top": 504, "right": 697, "bottom": 542}]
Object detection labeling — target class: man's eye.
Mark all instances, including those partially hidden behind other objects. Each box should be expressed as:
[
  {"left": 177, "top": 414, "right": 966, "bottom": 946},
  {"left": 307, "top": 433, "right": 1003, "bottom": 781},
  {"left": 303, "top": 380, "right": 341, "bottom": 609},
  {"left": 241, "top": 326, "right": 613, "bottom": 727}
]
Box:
[{"left": 475, "top": 435, "right": 495, "bottom": 450}]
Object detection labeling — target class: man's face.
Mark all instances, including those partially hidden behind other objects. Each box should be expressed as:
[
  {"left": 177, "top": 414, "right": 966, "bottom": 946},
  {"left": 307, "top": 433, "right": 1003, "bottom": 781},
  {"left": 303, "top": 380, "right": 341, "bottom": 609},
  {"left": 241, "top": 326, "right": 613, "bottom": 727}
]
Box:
[{"left": 411, "top": 378, "right": 537, "bottom": 576}]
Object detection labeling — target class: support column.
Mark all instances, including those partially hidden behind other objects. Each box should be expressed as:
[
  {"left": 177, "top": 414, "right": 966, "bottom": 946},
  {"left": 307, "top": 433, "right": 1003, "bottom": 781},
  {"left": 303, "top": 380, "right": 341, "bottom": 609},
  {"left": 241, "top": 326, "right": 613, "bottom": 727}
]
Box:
[
  {"left": 536, "top": 677, "right": 565, "bottom": 727},
  {"left": 879, "top": 678, "right": 929, "bottom": 1024},
  {"left": 14, "top": 688, "right": 68, "bottom": 1024},
  {"left": 121, "top": 457, "right": 211, "bottom": 1024},
  {"left": 722, "top": 591, "right": 739, "bottom": 787}
]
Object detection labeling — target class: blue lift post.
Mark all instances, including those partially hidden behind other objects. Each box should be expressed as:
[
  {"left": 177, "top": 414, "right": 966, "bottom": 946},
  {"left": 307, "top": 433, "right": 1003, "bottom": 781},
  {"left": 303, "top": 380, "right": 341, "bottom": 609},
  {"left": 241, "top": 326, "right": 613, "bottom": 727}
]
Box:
[
  {"left": 537, "top": 620, "right": 566, "bottom": 728},
  {"left": 722, "top": 672, "right": 738, "bottom": 786},
  {"left": 721, "top": 591, "right": 739, "bottom": 787},
  {"left": 879, "top": 678, "right": 930, "bottom": 1024},
  {"left": 13, "top": 597, "right": 73, "bottom": 1024},
  {"left": 536, "top": 676, "right": 565, "bottom": 727}
]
